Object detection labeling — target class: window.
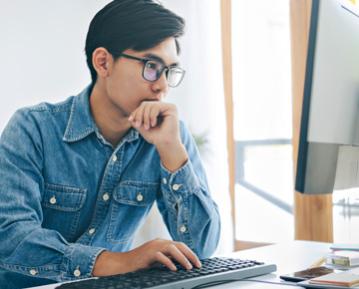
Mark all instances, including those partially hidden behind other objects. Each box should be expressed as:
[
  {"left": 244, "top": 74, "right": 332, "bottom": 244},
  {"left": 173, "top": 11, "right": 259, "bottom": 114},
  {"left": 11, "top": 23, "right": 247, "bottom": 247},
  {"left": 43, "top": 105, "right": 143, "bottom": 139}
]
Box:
[
  {"left": 333, "top": 189, "right": 359, "bottom": 243},
  {"left": 231, "top": 0, "right": 293, "bottom": 243}
]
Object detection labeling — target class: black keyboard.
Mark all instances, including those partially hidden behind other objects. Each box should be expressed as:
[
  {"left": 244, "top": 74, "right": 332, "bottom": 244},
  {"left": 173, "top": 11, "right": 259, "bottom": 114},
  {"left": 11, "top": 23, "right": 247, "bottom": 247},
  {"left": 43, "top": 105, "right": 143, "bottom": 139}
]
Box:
[{"left": 56, "top": 257, "right": 276, "bottom": 289}]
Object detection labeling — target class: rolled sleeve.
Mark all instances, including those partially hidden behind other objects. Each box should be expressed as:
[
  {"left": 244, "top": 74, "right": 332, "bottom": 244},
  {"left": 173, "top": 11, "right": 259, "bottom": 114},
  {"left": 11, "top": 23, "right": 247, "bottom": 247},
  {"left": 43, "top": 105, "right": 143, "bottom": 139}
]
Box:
[
  {"left": 1, "top": 240, "right": 105, "bottom": 282},
  {"left": 160, "top": 159, "right": 201, "bottom": 200},
  {"left": 156, "top": 121, "right": 221, "bottom": 258}
]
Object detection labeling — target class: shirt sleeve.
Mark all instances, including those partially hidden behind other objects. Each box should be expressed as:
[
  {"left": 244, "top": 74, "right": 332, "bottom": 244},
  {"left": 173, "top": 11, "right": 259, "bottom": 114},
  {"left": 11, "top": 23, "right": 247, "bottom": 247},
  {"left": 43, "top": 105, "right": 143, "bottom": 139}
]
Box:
[
  {"left": 0, "top": 109, "right": 105, "bottom": 282},
  {"left": 156, "top": 121, "right": 221, "bottom": 259}
]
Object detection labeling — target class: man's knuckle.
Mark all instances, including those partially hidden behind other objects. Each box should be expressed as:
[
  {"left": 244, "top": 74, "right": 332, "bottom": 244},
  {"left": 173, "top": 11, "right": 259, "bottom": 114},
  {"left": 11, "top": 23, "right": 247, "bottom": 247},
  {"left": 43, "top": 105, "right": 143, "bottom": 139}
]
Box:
[
  {"left": 177, "top": 241, "right": 186, "bottom": 247},
  {"left": 153, "top": 238, "right": 165, "bottom": 244},
  {"left": 168, "top": 243, "right": 176, "bottom": 249}
]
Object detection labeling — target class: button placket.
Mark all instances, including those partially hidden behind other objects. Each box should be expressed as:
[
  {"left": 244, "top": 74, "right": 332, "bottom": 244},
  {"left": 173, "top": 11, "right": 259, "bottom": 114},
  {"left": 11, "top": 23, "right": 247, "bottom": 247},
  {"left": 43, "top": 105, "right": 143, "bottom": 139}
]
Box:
[
  {"left": 179, "top": 225, "right": 187, "bottom": 233},
  {"left": 102, "top": 193, "right": 110, "bottom": 202},
  {"left": 172, "top": 184, "right": 182, "bottom": 191}
]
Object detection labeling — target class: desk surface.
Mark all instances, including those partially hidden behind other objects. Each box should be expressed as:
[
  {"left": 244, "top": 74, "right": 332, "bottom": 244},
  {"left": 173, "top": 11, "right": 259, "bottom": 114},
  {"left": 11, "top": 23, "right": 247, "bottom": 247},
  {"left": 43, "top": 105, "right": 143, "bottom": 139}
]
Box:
[{"left": 26, "top": 240, "right": 332, "bottom": 289}]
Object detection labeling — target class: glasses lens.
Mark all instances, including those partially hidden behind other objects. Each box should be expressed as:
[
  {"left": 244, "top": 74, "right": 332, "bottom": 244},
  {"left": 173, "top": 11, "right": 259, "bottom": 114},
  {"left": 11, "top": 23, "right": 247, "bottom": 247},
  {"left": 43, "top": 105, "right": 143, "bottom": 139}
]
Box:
[
  {"left": 144, "top": 61, "right": 162, "bottom": 81},
  {"left": 167, "top": 67, "right": 185, "bottom": 87}
]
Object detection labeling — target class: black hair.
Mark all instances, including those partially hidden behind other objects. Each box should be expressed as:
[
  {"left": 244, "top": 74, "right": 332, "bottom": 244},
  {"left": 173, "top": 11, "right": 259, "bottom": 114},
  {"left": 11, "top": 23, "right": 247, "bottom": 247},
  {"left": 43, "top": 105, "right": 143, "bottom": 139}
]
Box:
[{"left": 85, "top": 0, "right": 185, "bottom": 85}]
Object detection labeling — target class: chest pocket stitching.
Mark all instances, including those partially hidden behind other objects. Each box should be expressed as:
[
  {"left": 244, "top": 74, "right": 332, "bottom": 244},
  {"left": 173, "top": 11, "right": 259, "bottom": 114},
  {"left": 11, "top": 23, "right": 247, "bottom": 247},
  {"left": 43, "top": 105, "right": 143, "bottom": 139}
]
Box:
[
  {"left": 108, "top": 183, "right": 158, "bottom": 243},
  {"left": 42, "top": 183, "right": 87, "bottom": 212},
  {"left": 113, "top": 183, "right": 158, "bottom": 207}
]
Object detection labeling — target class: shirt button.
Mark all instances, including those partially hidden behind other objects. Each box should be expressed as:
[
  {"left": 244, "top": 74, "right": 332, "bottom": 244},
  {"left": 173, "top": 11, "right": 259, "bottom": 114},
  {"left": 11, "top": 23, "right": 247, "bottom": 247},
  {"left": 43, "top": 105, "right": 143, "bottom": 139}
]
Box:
[
  {"left": 29, "top": 269, "right": 38, "bottom": 276},
  {"left": 49, "top": 196, "right": 57, "bottom": 205},
  {"left": 88, "top": 228, "right": 96, "bottom": 235},
  {"left": 180, "top": 225, "right": 187, "bottom": 233},
  {"left": 102, "top": 193, "right": 110, "bottom": 202},
  {"left": 162, "top": 178, "right": 167, "bottom": 185},
  {"left": 112, "top": 155, "right": 118, "bottom": 162},
  {"left": 74, "top": 268, "right": 81, "bottom": 277},
  {"left": 172, "top": 184, "right": 181, "bottom": 191},
  {"left": 136, "top": 193, "right": 144, "bottom": 202}
]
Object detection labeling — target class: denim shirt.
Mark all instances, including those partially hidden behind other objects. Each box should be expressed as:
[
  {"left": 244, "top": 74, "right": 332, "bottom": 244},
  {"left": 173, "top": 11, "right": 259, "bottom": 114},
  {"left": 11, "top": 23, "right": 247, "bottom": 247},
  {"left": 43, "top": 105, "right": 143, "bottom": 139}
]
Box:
[{"left": 0, "top": 86, "right": 220, "bottom": 289}]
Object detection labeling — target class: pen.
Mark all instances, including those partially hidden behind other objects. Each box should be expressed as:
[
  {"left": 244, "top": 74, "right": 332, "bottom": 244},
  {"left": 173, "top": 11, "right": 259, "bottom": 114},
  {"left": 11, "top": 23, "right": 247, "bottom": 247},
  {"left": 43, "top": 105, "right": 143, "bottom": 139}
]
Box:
[{"left": 309, "top": 256, "right": 326, "bottom": 268}]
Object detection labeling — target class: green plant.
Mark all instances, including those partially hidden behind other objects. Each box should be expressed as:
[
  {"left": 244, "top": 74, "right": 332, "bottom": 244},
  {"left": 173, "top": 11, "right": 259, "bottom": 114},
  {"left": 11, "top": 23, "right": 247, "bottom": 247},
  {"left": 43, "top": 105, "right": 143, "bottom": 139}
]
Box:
[{"left": 192, "top": 131, "right": 209, "bottom": 156}]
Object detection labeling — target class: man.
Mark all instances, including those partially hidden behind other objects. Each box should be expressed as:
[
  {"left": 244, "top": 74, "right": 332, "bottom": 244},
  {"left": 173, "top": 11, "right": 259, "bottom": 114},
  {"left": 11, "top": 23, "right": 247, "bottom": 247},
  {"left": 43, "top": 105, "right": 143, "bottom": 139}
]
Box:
[{"left": 0, "top": 1, "right": 221, "bottom": 288}]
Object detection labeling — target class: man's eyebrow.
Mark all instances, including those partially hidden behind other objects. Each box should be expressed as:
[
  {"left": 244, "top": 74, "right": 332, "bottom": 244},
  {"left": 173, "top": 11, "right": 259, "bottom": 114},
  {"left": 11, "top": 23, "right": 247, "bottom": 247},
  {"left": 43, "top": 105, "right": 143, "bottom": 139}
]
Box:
[{"left": 143, "top": 53, "right": 179, "bottom": 67}]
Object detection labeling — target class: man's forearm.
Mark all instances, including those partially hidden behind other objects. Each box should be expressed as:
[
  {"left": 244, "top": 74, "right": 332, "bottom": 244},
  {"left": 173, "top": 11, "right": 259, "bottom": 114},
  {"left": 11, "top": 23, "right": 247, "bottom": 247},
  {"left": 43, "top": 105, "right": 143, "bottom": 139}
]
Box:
[
  {"left": 92, "top": 251, "right": 132, "bottom": 277},
  {"left": 156, "top": 142, "right": 188, "bottom": 172}
]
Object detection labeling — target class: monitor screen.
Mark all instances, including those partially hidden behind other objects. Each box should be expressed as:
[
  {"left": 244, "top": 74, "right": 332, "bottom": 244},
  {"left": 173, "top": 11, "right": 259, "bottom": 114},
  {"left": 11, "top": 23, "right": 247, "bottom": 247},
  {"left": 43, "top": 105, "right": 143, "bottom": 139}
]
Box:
[{"left": 296, "top": 0, "right": 359, "bottom": 194}]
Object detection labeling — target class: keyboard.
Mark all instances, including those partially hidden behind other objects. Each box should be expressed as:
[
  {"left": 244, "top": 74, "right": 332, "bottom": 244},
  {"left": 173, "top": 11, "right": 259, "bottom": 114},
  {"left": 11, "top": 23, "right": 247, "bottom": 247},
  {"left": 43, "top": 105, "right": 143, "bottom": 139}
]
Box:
[{"left": 56, "top": 257, "right": 276, "bottom": 289}]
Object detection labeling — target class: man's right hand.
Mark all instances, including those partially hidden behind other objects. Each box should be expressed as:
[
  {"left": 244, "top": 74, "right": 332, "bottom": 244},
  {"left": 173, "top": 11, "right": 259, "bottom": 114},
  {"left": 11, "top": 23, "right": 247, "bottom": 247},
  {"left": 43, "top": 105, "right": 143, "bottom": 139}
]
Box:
[{"left": 92, "top": 238, "right": 202, "bottom": 277}]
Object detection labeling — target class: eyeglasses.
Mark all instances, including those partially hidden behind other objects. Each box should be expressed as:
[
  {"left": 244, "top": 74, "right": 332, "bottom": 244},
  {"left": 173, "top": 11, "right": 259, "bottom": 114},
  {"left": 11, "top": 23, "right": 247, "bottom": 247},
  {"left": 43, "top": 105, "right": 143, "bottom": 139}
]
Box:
[{"left": 120, "top": 53, "right": 185, "bottom": 88}]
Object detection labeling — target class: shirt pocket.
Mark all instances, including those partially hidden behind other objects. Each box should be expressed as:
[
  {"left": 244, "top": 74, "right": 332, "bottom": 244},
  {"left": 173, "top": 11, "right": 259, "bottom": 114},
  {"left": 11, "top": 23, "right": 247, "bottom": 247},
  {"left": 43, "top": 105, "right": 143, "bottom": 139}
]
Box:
[
  {"left": 42, "top": 183, "right": 87, "bottom": 242},
  {"left": 107, "top": 182, "right": 158, "bottom": 243}
]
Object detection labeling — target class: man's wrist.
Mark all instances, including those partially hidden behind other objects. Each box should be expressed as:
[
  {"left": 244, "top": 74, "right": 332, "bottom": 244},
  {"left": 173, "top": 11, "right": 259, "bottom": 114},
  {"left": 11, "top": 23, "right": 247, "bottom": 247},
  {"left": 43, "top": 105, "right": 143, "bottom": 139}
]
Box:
[
  {"left": 92, "top": 250, "right": 131, "bottom": 277},
  {"left": 156, "top": 141, "right": 188, "bottom": 173}
]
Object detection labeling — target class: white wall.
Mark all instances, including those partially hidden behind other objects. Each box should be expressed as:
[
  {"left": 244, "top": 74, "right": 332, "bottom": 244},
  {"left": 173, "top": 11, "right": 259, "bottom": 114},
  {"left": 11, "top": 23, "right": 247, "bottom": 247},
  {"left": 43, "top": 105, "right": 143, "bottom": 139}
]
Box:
[
  {"left": 0, "top": 0, "right": 111, "bottom": 131},
  {"left": 0, "top": 1, "right": 218, "bottom": 136}
]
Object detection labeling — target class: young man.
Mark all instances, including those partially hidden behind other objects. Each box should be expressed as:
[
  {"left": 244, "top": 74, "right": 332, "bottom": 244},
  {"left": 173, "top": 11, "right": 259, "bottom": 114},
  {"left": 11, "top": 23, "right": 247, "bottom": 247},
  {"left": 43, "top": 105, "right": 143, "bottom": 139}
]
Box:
[{"left": 0, "top": 1, "right": 220, "bottom": 288}]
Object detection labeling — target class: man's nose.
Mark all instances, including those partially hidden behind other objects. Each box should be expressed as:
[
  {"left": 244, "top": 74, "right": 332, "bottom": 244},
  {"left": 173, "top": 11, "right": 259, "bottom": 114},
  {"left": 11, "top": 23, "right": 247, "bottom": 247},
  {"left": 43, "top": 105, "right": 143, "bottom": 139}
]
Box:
[{"left": 152, "top": 72, "right": 169, "bottom": 95}]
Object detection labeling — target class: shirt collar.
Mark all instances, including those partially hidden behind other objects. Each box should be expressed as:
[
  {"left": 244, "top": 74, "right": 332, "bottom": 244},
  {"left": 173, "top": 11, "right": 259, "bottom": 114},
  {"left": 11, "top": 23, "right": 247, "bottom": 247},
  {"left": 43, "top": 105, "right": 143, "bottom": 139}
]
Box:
[{"left": 63, "top": 85, "right": 140, "bottom": 144}]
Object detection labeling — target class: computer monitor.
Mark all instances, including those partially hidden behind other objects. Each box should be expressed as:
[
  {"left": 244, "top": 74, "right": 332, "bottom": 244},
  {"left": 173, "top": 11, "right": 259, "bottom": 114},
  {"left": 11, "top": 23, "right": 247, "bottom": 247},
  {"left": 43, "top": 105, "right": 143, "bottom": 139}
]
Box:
[{"left": 295, "top": 0, "right": 359, "bottom": 194}]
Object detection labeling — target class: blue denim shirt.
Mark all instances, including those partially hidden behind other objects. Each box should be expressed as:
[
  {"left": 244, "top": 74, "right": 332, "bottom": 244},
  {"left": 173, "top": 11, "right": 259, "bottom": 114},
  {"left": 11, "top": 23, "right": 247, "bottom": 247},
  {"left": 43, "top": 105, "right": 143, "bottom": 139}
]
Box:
[{"left": 0, "top": 86, "right": 220, "bottom": 289}]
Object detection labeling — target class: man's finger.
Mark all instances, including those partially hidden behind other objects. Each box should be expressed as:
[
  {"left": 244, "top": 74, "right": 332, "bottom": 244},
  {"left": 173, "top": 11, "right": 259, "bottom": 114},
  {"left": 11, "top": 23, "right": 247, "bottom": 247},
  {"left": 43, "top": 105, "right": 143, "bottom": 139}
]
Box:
[
  {"left": 165, "top": 244, "right": 193, "bottom": 270},
  {"left": 175, "top": 242, "right": 202, "bottom": 268},
  {"left": 154, "top": 251, "right": 177, "bottom": 271},
  {"left": 149, "top": 105, "right": 161, "bottom": 127},
  {"left": 142, "top": 104, "right": 152, "bottom": 130},
  {"left": 132, "top": 104, "right": 145, "bottom": 128}
]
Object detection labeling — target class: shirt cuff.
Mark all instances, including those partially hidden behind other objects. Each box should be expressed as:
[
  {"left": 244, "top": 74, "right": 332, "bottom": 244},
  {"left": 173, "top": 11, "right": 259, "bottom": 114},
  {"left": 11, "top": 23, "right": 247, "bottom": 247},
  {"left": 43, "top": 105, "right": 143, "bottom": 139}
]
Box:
[
  {"left": 160, "top": 159, "right": 201, "bottom": 201},
  {"left": 62, "top": 243, "right": 105, "bottom": 280}
]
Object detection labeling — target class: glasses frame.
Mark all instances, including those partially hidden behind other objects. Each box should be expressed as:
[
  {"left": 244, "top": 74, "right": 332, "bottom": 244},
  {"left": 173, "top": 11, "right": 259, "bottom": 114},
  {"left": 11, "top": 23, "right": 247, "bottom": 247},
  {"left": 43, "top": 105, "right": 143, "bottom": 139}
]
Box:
[{"left": 120, "top": 53, "right": 185, "bottom": 88}]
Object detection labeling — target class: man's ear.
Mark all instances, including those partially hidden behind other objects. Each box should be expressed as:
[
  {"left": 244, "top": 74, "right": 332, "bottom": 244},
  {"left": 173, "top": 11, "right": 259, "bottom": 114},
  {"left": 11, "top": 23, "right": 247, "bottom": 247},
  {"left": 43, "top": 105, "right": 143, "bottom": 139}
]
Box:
[{"left": 92, "top": 47, "right": 112, "bottom": 78}]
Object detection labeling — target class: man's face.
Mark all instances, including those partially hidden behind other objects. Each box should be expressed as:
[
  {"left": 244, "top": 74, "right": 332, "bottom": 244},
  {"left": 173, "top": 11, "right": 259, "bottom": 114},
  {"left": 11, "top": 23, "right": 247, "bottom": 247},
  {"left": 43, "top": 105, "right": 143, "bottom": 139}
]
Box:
[{"left": 104, "top": 37, "right": 180, "bottom": 117}]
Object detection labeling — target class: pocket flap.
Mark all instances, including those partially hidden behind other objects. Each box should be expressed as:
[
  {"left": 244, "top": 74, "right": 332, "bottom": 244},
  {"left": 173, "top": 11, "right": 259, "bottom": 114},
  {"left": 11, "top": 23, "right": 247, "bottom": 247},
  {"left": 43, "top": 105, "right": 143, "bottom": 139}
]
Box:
[
  {"left": 43, "top": 183, "right": 87, "bottom": 212},
  {"left": 113, "top": 182, "right": 158, "bottom": 206}
]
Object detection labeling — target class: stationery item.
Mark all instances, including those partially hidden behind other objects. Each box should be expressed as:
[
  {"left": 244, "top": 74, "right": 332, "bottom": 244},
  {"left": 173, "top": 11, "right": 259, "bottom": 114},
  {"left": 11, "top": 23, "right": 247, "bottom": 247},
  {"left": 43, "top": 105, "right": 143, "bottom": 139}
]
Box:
[
  {"left": 280, "top": 266, "right": 335, "bottom": 282},
  {"left": 299, "top": 279, "right": 359, "bottom": 289},
  {"left": 326, "top": 251, "right": 359, "bottom": 267},
  {"left": 309, "top": 267, "right": 359, "bottom": 287},
  {"left": 309, "top": 257, "right": 326, "bottom": 268},
  {"left": 330, "top": 244, "right": 359, "bottom": 252}
]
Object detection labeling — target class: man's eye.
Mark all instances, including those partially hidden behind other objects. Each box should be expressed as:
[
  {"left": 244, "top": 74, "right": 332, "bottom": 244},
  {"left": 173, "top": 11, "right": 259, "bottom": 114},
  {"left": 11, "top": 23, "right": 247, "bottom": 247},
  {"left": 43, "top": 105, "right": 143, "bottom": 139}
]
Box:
[{"left": 146, "top": 61, "right": 160, "bottom": 70}]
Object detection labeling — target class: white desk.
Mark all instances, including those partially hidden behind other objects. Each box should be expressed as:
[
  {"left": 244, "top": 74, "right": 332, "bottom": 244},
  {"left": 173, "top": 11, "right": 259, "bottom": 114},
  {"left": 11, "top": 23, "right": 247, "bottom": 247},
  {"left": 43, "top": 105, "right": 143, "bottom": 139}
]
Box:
[{"left": 27, "top": 240, "right": 331, "bottom": 289}]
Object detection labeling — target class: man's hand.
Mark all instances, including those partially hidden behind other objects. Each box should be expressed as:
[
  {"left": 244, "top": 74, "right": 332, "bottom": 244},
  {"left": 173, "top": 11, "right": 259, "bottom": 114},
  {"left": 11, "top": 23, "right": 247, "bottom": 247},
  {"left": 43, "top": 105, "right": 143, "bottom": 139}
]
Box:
[
  {"left": 92, "top": 238, "right": 202, "bottom": 277},
  {"left": 128, "top": 101, "right": 180, "bottom": 146},
  {"left": 128, "top": 102, "right": 188, "bottom": 172}
]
